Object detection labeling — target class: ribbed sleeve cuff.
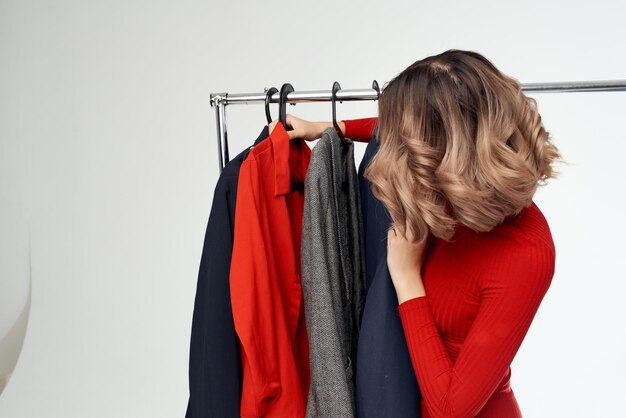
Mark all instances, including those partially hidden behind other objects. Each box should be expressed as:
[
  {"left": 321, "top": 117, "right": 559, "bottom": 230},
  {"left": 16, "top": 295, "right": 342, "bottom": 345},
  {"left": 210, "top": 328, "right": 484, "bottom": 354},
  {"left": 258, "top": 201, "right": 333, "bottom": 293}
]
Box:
[
  {"left": 397, "top": 296, "right": 435, "bottom": 332},
  {"left": 341, "top": 118, "right": 377, "bottom": 143}
]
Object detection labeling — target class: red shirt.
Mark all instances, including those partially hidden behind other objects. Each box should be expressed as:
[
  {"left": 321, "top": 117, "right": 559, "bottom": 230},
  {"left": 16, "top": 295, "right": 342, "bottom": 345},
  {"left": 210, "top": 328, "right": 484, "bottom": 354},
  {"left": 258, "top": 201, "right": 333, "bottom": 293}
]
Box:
[
  {"left": 230, "top": 121, "right": 311, "bottom": 417},
  {"left": 341, "top": 117, "right": 556, "bottom": 418}
]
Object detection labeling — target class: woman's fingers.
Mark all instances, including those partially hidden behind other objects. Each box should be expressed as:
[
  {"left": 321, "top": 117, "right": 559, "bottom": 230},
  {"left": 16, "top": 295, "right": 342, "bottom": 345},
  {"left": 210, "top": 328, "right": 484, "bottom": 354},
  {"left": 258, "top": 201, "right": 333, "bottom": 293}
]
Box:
[
  {"left": 286, "top": 114, "right": 314, "bottom": 141},
  {"left": 268, "top": 113, "right": 324, "bottom": 142},
  {"left": 287, "top": 129, "right": 301, "bottom": 141}
]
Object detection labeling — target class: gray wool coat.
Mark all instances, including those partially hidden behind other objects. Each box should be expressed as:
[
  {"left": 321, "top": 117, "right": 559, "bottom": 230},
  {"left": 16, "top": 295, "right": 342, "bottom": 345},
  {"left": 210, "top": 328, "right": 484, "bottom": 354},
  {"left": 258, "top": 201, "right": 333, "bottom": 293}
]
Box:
[{"left": 301, "top": 127, "right": 366, "bottom": 418}]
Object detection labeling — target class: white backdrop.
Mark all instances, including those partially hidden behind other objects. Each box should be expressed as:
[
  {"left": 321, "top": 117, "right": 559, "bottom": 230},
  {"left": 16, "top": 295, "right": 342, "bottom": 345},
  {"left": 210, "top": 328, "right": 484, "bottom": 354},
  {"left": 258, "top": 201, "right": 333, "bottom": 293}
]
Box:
[{"left": 1, "top": 0, "right": 625, "bottom": 416}]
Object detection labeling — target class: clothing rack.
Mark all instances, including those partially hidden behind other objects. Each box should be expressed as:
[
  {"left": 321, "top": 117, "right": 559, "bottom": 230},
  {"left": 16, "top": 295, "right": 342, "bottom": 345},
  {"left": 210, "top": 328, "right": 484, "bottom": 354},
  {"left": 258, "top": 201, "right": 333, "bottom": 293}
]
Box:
[{"left": 209, "top": 79, "right": 626, "bottom": 173}]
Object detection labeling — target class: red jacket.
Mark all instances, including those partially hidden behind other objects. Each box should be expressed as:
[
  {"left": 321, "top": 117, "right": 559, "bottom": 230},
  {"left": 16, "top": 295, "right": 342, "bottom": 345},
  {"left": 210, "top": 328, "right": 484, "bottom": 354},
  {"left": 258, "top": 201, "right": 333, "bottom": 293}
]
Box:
[{"left": 230, "top": 121, "right": 311, "bottom": 417}]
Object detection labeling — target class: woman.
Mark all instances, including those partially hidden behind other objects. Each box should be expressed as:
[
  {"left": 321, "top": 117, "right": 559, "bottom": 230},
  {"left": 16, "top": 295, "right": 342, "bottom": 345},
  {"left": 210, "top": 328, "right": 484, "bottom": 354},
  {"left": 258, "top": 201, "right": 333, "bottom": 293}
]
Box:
[{"left": 269, "top": 49, "right": 562, "bottom": 417}]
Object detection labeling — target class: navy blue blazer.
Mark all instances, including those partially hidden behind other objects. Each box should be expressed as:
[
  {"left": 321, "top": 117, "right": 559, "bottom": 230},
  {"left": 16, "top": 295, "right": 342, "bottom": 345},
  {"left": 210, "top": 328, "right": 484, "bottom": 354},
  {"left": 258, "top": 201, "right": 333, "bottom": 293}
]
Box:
[
  {"left": 186, "top": 126, "right": 268, "bottom": 418},
  {"left": 355, "top": 125, "right": 422, "bottom": 418}
]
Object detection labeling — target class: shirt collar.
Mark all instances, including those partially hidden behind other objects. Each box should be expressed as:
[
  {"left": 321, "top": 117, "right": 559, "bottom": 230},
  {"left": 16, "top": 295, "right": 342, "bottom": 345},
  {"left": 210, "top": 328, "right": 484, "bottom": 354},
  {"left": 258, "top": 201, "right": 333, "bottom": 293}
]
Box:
[{"left": 270, "top": 121, "right": 310, "bottom": 196}]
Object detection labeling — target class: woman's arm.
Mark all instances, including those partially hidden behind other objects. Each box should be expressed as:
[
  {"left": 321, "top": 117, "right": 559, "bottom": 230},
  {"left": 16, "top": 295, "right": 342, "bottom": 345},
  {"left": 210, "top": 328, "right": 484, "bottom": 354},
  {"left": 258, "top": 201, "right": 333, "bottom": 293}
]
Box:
[
  {"left": 269, "top": 115, "right": 378, "bottom": 142},
  {"left": 395, "top": 239, "right": 555, "bottom": 418}
]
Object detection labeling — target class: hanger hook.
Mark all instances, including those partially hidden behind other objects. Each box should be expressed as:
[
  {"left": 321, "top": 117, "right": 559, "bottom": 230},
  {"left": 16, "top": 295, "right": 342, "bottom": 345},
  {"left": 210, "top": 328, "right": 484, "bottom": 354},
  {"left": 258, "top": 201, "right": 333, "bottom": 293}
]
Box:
[
  {"left": 279, "top": 83, "right": 294, "bottom": 129},
  {"left": 372, "top": 80, "right": 380, "bottom": 99},
  {"left": 265, "top": 87, "right": 278, "bottom": 124},
  {"left": 332, "top": 81, "right": 345, "bottom": 140}
]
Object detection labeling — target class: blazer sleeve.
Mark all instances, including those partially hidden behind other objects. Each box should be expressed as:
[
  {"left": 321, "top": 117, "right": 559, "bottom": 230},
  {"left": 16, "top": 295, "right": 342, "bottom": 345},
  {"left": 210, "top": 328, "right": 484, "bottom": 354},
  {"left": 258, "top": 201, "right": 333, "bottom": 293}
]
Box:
[
  {"left": 186, "top": 176, "right": 242, "bottom": 418},
  {"left": 397, "top": 239, "right": 555, "bottom": 418},
  {"left": 301, "top": 142, "right": 356, "bottom": 415}
]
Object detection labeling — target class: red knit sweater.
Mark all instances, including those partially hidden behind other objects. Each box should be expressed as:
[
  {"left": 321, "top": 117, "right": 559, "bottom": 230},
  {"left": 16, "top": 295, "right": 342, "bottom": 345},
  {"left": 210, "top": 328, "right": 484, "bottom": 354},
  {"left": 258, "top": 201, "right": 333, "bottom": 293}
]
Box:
[{"left": 342, "top": 117, "right": 556, "bottom": 418}]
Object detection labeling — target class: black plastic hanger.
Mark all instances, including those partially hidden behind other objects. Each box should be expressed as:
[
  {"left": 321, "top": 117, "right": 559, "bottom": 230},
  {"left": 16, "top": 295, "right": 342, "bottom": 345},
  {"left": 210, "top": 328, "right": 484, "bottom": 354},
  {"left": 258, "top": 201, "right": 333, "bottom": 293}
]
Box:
[
  {"left": 279, "top": 83, "right": 294, "bottom": 130},
  {"left": 372, "top": 79, "right": 380, "bottom": 99},
  {"left": 372, "top": 80, "right": 381, "bottom": 137},
  {"left": 265, "top": 87, "right": 278, "bottom": 124},
  {"left": 331, "top": 81, "right": 346, "bottom": 141}
]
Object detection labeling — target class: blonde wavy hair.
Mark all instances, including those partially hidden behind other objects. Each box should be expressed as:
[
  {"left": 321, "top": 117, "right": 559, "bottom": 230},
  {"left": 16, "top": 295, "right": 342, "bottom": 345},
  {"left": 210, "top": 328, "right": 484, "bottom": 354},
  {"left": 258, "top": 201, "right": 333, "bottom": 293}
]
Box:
[{"left": 364, "top": 49, "right": 563, "bottom": 242}]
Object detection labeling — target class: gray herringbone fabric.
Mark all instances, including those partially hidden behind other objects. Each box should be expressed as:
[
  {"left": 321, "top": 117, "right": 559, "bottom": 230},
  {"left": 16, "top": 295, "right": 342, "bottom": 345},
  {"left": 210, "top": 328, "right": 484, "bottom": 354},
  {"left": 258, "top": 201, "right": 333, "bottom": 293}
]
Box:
[{"left": 301, "top": 127, "right": 366, "bottom": 418}]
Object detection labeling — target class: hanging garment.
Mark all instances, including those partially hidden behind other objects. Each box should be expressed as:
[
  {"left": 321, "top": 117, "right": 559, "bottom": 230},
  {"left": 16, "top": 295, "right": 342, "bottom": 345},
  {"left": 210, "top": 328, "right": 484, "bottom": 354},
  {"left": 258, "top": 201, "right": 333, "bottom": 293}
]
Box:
[
  {"left": 229, "top": 121, "right": 312, "bottom": 417},
  {"left": 341, "top": 119, "right": 422, "bottom": 418},
  {"left": 186, "top": 126, "right": 269, "bottom": 418},
  {"left": 300, "top": 127, "right": 366, "bottom": 418}
]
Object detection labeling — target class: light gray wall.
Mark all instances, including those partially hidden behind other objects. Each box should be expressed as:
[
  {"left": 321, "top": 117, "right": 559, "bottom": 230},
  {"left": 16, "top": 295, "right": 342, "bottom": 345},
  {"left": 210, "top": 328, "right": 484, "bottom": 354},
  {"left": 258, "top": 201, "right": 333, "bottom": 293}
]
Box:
[{"left": 1, "top": 0, "right": 625, "bottom": 416}]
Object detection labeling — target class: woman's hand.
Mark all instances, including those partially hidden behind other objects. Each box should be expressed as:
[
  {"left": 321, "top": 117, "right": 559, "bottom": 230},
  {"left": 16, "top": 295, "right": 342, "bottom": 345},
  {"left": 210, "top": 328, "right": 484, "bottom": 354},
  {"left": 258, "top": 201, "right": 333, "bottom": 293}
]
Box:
[
  {"left": 387, "top": 223, "right": 429, "bottom": 304},
  {"left": 268, "top": 114, "right": 343, "bottom": 141}
]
